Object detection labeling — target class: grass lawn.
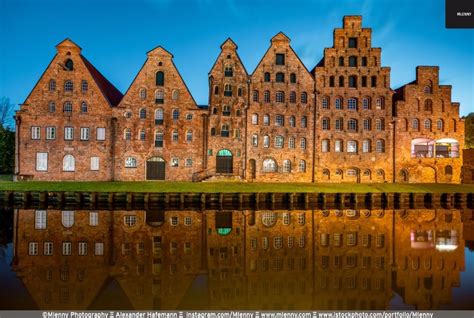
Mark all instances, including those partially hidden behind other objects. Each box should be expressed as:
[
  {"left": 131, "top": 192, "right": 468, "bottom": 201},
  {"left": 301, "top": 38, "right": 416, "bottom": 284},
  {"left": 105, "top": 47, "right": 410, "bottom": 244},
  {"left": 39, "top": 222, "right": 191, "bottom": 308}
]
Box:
[{"left": 0, "top": 181, "right": 473, "bottom": 193}]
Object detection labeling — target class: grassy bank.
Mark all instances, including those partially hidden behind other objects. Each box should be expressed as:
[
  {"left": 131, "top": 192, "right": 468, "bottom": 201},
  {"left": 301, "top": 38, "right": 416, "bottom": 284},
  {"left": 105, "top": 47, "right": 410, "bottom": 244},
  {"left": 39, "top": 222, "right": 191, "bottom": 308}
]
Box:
[{"left": 0, "top": 181, "right": 473, "bottom": 193}]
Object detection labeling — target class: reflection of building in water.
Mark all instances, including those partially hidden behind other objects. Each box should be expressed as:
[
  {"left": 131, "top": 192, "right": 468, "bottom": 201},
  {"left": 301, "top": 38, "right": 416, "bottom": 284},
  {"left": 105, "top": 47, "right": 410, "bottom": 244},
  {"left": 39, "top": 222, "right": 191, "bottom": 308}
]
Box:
[
  {"left": 245, "top": 210, "right": 314, "bottom": 310},
  {"left": 393, "top": 209, "right": 465, "bottom": 309},
  {"left": 12, "top": 209, "right": 112, "bottom": 309},
  {"left": 205, "top": 211, "right": 246, "bottom": 309},
  {"left": 313, "top": 209, "right": 393, "bottom": 310},
  {"left": 111, "top": 210, "right": 203, "bottom": 310}
]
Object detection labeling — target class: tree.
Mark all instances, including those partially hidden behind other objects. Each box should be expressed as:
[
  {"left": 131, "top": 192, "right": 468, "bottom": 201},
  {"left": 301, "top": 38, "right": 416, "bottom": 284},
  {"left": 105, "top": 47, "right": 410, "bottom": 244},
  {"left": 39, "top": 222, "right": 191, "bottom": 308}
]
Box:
[
  {"left": 0, "top": 97, "right": 15, "bottom": 174},
  {"left": 0, "top": 97, "right": 15, "bottom": 128},
  {"left": 465, "top": 113, "right": 474, "bottom": 149}
]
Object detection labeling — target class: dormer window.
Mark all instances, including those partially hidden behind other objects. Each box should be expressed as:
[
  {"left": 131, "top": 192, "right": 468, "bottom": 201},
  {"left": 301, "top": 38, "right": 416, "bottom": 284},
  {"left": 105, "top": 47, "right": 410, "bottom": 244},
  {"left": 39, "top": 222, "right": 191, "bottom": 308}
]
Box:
[
  {"left": 65, "top": 59, "right": 74, "bottom": 71},
  {"left": 276, "top": 53, "right": 285, "bottom": 65}
]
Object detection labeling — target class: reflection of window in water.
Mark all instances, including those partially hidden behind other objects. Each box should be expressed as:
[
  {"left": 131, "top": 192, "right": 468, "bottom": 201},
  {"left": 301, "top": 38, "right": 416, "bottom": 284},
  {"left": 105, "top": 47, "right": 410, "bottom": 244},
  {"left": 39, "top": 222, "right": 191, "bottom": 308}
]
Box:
[
  {"left": 436, "top": 230, "right": 458, "bottom": 251},
  {"left": 410, "top": 230, "right": 434, "bottom": 249}
]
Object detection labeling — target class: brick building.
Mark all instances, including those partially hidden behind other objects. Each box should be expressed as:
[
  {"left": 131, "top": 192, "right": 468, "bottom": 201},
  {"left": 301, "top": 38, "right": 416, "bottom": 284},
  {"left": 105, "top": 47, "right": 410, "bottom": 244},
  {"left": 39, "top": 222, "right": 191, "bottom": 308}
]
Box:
[{"left": 15, "top": 16, "right": 465, "bottom": 183}]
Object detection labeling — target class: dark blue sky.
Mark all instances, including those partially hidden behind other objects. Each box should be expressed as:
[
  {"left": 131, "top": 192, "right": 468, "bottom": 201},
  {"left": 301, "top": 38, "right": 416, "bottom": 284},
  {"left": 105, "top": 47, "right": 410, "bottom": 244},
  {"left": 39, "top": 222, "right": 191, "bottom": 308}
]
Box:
[{"left": 1, "top": 0, "right": 473, "bottom": 116}]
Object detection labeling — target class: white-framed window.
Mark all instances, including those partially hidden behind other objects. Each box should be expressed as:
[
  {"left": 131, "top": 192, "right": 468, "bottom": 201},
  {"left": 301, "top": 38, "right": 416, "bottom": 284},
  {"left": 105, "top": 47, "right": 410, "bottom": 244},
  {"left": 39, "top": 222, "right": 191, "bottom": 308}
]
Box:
[
  {"left": 36, "top": 152, "right": 48, "bottom": 171},
  {"left": 347, "top": 233, "right": 357, "bottom": 246},
  {"left": 322, "top": 97, "right": 329, "bottom": 109},
  {"left": 252, "top": 134, "right": 258, "bottom": 147},
  {"left": 299, "top": 160, "right": 306, "bottom": 172},
  {"left": 49, "top": 79, "right": 56, "bottom": 91},
  {"left": 262, "top": 158, "right": 276, "bottom": 172},
  {"left": 263, "top": 135, "right": 270, "bottom": 148},
  {"left": 31, "top": 126, "right": 41, "bottom": 139},
  {"left": 44, "top": 242, "right": 53, "bottom": 256},
  {"left": 322, "top": 118, "right": 330, "bottom": 130},
  {"left": 48, "top": 101, "right": 56, "bottom": 112},
  {"left": 139, "top": 88, "right": 147, "bottom": 100},
  {"left": 275, "top": 91, "right": 284, "bottom": 103},
  {"left": 376, "top": 139, "right": 385, "bottom": 153},
  {"left": 335, "top": 139, "right": 342, "bottom": 152},
  {"left": 171, "top": 216, "right": 178, "bottom": 226},
  {"left": 437, "top": 119, "right": 444, "bottom": 130},
  {"left": 62, "top": 242, "right": 72, "bottom": 255},
  {"left": 172, "top": 109, "right": 179, "bottom": 120},
  {"left": 347, "top": 140, "right": 358, "bottom": 153},
  {"left": 362, "top": 140, "right": 371, "bottom": 153},
  {"left": 376, "top": 118, "right": 384, "bottom": 131},
  {"left": 251, "top": 113, "right": 258, "bottom": 125},
  {"left": 81, "top": 102, "right": 88, "bottom": 113},
  {"left": 186, "top": 130, "right": 193, "bottom": 142},
  {"left": 333, "top": 233, "right": 342, "bottom": 247},
  {"left": 424, "top": 119, "right": 432, "bottom": 129},
  {"left": 28, "top": 242, "right": 39, "bottom": 255},
  {"left": 275, "top": 136, "right": 284, "bottom": 148},
  {"left": 298, "top": 213, "right": 305, "bottom": 225},
  {"left": 64, "top": 80, "right": 73, "bottom": 92},
  {"left": 282, "top": 160, "right": 291, "bottom": 173},
  {"left": 78, "top": 242, "right": 88, "bottom": 256},
  {"left": 89, "top": 212, "right": 99, "bottom": 226},
  {"left": 321, "top": 139, "right": 329, "bottom": 152},
  {"left": 251, "top": 238, "right": 257, "bottom": 250},
  {"left": 95, "top": 242, "right": 104, "bottom": 255},
  {"left": 283, "top": 212, "right": 290, "bottom": 225},
  {"left": 125, "top": 157, "right": 137, "bottom": 168},
  {"left": 63, "top": 155, "right": 75, "bottom": 171},
  {"left": 35, "top": 210, "right": 47, "bottom": 229},
  {"left": 90, "top": 156, "right": 99, "bottom": 171},
  {"left": 320, "top": 233, "right": 329, "bottom": 246},
  {"left": 300, "top": 138, "right": 306, "bottom": 149},
  {"left": 184, "top": 217, "right": 192, "bottom": 226},
  {"left": 64, "top": 127, "right": 74, "bottom": 140},
  {"left": 363, "top": 118, "right": 371, "bottom": 130},
  {"left": 63, "top": 101, "right": 73, "bottom": 113},
  {"left": 289, "top": 137, "right": 295, "bottom": 149},
  {"left": 124, "top": 215, "right": 137, "bottom": 227},
  {"left": 62, "top": 211, "right": 74, "bottom": 228},
  {"left": 96, "top": 127, "right": 106, "bottom": 141},
  {"left": 81, "top": 80, "right": 88, "bottom": 92},
  {"left": 301, "top": 116, "right": 307, "bottom": 128},
  {"left": 80, "top": 127, "right": 90, "bottom": 141},
  {"left": 335, "top": 98, "right": 342, "bottom": 109},
  {"left": 363, "top": 98, "right": 370, "bottom": 109},
  {"left": 262, "top": 212, "right": 276, "bottom": 226},
  {"left": 274, "top": 237, "right": 283, "bottom": 249},
  {"left": 171, "top": 158, "right": 179, "bottom": 167},
  {"left": 263, "top": 114, "right": 270, "bottom": 126},
  {"left": 348, "top": 98, "right": 357, "bottom": 110},
  {"left": 46, "top": 127, "right": 56, "bottom": 140}
]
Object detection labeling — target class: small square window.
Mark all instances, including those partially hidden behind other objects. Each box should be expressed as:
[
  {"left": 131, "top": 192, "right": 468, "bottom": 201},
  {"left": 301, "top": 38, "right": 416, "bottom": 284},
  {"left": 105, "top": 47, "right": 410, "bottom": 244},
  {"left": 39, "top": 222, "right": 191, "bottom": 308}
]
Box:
[
  {"left": 276, "top": 53, "right": 285, "bottom": 65},
  {"left": 348, "top": 37, "right": 358, "bottom": 48}
]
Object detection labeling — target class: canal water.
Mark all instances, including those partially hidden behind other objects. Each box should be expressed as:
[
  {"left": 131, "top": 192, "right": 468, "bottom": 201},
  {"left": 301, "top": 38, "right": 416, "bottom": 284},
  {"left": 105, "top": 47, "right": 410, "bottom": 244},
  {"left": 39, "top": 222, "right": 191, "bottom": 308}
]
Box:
[{"left": 0, "top": 207, "right": 473, "bottom": 310}]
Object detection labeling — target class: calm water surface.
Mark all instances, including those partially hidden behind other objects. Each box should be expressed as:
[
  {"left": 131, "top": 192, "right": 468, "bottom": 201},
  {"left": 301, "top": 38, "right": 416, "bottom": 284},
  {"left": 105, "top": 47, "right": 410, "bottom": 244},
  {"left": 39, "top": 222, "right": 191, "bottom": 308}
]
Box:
[{"left": 0, "top": 207, "right": 473, "bottom": 310}]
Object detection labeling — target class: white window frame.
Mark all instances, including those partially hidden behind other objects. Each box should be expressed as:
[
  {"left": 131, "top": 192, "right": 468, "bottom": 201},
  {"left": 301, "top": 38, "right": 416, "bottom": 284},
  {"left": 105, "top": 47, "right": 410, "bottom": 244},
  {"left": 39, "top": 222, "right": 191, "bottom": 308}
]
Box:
[
  {"left": 89, "top": 212, "right": 99, "bottom": 226},
  {"left": 90, "top": 156, "right": 99, "bottom": 171},
  {"left": 124, "top": 215, "right": 137, "bottom": 227},
  {"left": 80, "top": 127, "right": 90, "bottom": 141},
  {"left": 96, "top": 127, "right": 106, "bottom": 141},
  {"left": 35, "top": 210, "right": 47, "bottom": 229},
  {"left": 46, "top": 127, "right": 56, "bottom": 140},
  {"left": 61, "top": 210, "right": 74, "bottom": 228},
  {"left": 62, "top": 242, "right": 72, "bottom": 255},
  {"left": 63, "top": 155, "right": 75, "bottom": 172},
  {"left": 36, "top": 152, "right": 48, "bottom": 171},
  {"left": 95, "top": 242, "right": 104, "bottom": 255},
  {"left": 64, "top": 127, "right": 74, "bottom": 140},
  {"left": 29, "top": 242, "right": 39, "bottom": 255},
  {"left": 78, "top": 242, "right": 88, "bottom": 256},
  {"left": 44, "top": 242, "right": 53, "bottom": 255},
  {"left": 31, "top": 126, "right": 41, "bottom": 140}
]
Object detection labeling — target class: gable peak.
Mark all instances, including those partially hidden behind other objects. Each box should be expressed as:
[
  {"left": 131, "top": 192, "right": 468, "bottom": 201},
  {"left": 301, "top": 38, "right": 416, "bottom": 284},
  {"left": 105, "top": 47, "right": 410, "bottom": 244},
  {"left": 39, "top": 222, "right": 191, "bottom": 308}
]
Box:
[
  {"left": 220, "top": 38, "right": 238, "bottom": 50},
  {"left": 271, "top": 32, "right": 290, "bottom": 44},
  {"left": 55, "top": 38, "right": 82, "bottom": 54},
  {"left": 147, "top": 46, "right": 174, "bottom": 58}
]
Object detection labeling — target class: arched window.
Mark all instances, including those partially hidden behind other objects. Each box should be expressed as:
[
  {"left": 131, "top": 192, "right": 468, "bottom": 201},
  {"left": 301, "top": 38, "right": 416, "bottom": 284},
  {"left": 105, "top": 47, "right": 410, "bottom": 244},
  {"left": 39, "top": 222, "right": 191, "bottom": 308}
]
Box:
[
  {"left": 81, "top": 80, "right": 88, "bottom": 92},
  {"left": 445, "top": 165, "right": 453, "bottom": 175},
  {"left": 186, "top": 130, "right": 193, "bottom": 142},
  {"left": 300, "top": 138, "right": 306, "bottom": 149},
  {"left": 262, "top": 158, "right": 277, "bottom": 172},
  {"left": 301, "top": 92, "right": 308, "bottom": 104},
  {"left": 251, "top": 134, "right": 258, "bottom": 146},
  {"left": 224, "top": 65, "right": 233, "bottom": 77},
  {"left": 276, "top": 91, "right": 285, "bottom": 103},
  {"left": 347, "top": 140, "right": 358, "bottom": 153},
  {"left": 264, "top": 72, "right": 270, "bottom": 82},
  {"left": 64, "top": 80, "right": 73, "bottom": 92},
  {"left": 154, "top": 132, "right": 163, "bottom": 147},
  {"left": 156, "top": 71, "right": 164, "bottom": 86},
  {"left": 155, "top": 90, "right": 164, "bottom": 104},
  {"left": 290, "top": 91, "right": 296, "bottom": 103},
  {"left": 223, "top": 105, "right": 231, "bottom": 116},
  {"left": 63, "top": 155, "right": 75, "bottom": 171},
  {"left": 338, "top": 56, "right": 344, "bottom": 66},
  {"left": 424, "top": 99, "right": 433, "bottom": 112},
  {"left": 376, "top": 139, "right": 385, "bottom": 153},
  {"left": 376, "top": 118, "right": 384, "bottom": 131},
  {"left": 65, "top": 59, "right": 74, "bottom": 71},
  {"left": 288, "top": 136, "right": 295, "bottom": 148},
  {"left": 424, "top": 119, "right": 432, "bottom": 130},
  {"left": 424, "top": 85, "right": 432, "bottom": 94},
  {"left": 283, "top": 160, "right": 291, "bottom": 173},
  {"left": 335, "top": 169, "right": 343, "bottom": 176},
  {"left": 210, "top": 127, "right": 216, "bottom": 136},
  {"left": 139, "top": 88, "right": 147, "bottom": 100},
  {"left": 48, "top": 101, "right": 56, "bottom": 113},
  {"left": 253, "top": 90, "right": 259, "bottom": 102},
  {"left": 335, "top": 139, "right": 343, "bottom": 152},
  {"left": 437, "top": 119, "right": 444, "bottom": 131},
  {"left": 221, "top": 124, "right": 230, "bottom": 137},
  {"left": 348, "top": 98, "right": 357, "bottom": 110},
  {"left": 362, "top": 139, "right": 371, "bottom": 153},
  {"left": 335, "top": 97, "right": 342, "bottom": 109},
  {"left": 363, "top": 118, "right": 371, "bottom": 130},
  {"left": 289, "top": 116, "right": 295, "bottom": 127},
  {"left": 323, "top": 169, "right": 330, "bottom": 177},
  {"left": 322, "top": 118, "right": 330, "bottom": 130},
  {"left": 376, "top": 97, "right": 384, "bottom": 109},
  {"left": 139, "top": 130, "right": 146, "bottom": 140},
  {"left": 172, "top": 109, "right": 179, "bottom": 120},
  {"left": 124, "top": 128, "right": 132, "bottom": 140},
  {"left": 275, "top": 135, "right": 284, "bottom": 148},
  {"left": 49, "top": 79, "right": 56, "bottom": 91},
  {"left": 263, "top": 135, "right": 270, "bottom": 148},
  {"left": 125, "top": 157, "right": 137, "bottom": 167},
  {"left": 322, "top": 97, "right": 329, "bottom": 109},
  {"left": 299, "top": 160, "right": 306, "bottom": 172},
  {"left": 172, "top": 130, "right": 179, "bottom": 142},
  {"left": 275, "top": 114, "right": 284, "bottom": 126},
  {"left": 290, "top": 73, "right": 296, "bottom": 83},
  {"left": 63, "top": 102, "right": 73, "bottom": 113},
  {"left": 339, "top": 76, "right": 344, "bottom": 87},
  {"left": 362, "top": 97, "right": 370, "bottom": 109},
  {"left": 62, "top": 211, "right": 74, "bottom": 228},
  {"left": 349, "top": 76, "right": 357, "bottom": 88},
  {"left": 262, "top": 212, "right": 277, "bottom": 226},
  {"left": 155, "top": 108, "right": 164, "bottom": 125},
  {"left": 172, "top": 89, "right": 179, "bottom": 100},
  {"left": 139, "top": 108, "right": 147, "bottom": 119},
  {"left": 264, "top": 90, "right": 270, "bottom": 103},
  {"left": 347, "top": 118, "right": 358, "bottom": 131},
  {"left": 276, "top": 72, "right": 284, "bottom": 83},
  {"left": 412, "top": 118, "right": 419, "bottom": 130},
  {"left": 251, "top": 113, "right": 259, "bottom": 125},
  {"left": 263, "top": 114, "right": 270, "bottom": 126},
  {"left": 81, "top": 102, "right": 88, "bottom": 113},
  {"left": 214, "top": 85, "right": 219, "bottom": 95},
  {"left": 321, "top": 139, "right": 330, "bottom": 152},
  {"left": 301, "top": 116, "right": 307, "bottom": 128}
]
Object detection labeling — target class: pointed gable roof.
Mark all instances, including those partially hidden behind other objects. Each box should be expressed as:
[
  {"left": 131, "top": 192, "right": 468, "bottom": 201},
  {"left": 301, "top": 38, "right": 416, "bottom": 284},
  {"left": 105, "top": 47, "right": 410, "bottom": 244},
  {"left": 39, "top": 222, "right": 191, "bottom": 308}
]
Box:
[
  {"left": 55, "top": 38, "right": 82, "bottom": 52},
  {"left": 147, "top": 45, "right": 174, "bottom": 58},
  {"left": 208, "top": 37, "right": 248, "bottom": 75},
  {"left": 220, "top": 38, "right": 238, "bottom": 50},
  {"left": 271, "top": 31, "right": 290, "bottom": 43},
  {"left": 80, "top": 56, "right": 123, "bottom": 106}
]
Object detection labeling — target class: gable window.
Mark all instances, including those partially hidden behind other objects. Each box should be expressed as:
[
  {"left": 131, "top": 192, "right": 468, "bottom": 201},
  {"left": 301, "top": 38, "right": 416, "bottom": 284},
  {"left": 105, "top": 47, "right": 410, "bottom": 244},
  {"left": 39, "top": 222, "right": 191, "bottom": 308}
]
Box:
[
  {"left": 276, "top": 53, "right": 285, "bottom": 65},
  {"left": 424, "top": 99, "right": 433, "bottom": 112},
  {"left": 238, "top": 87, "right": 242, "bottom": 96},
  {"left": 46, "top": 127, "right": 56, "bottom": 140},
  {"left": 96, "top": 127, "right": 106, "bottom": 141},
  {"left": 264, "top": 72, "right": 270, "bottom": 82},
  {"left": 276, "top": 72, "right": 285, "bottom": 83},
  {"left": 172, "top": 109, "right": 179, "bottom": 120},
  {"left": 80, "top": 127, "right": 90, "bottom": 140},
  {"left": 172, "top": 89, "right": 179, "bottom": 100},
  {"left": 64, "top": 127, "right": 74, "bottom": 140},
  {"left": 349, "top": 76, "right": 357, "bottom": 88},
  {"left": 290, "top": 73, "right": 296, "bottom": 83},
  {"left": 81, "top": 102, "right": 88, "bottom": 113},
  {"left": 301, "top": 116, "right": 307, "bottom": 128},
  {"left": 264, "top": 90, "right": 270, "bottom": 103},
  {"left": 125, "top": 157, "right": 137, "bottom": 167},
  {"left": 224, "top": 84, "right": 232, "bottom": 96},
  {"left": 156, "top": 71, "right": 164, "bottom": 86},
  {"left": 300, "top": 138, "right": 306, "bottom": 149},
  {"left": 253, "top": 90, "right": 259, "bottom": 102},
  {"left": 263, "top": 114, "right": 270, "bottom": 126},
  {"left": 65, "top": 59, "right": 74, "bottom": 70},
  {"left": 329, "top": 76, "right": 335, "bottom": 87},
  {"left": 224, "top": 65, "right": 233, "bottom": 77},
  {"left": 139, "top": 108, "right": 147, "bottom": 119},
  {"left": 64, "top": 80, "right": 73, "bottom": 92},
  {"left": 214, "top": 85, "right": 219, "bottom": 95},
  {"left": 186, "top": 130, "right": 193, "bottom": 142},
  {"left": 31, "top": 126, "right": 41, "bottom": 140},
  {"left": 36, "top": 152, "right": 48, "bottom": 171},
  {"left": 348, "top": 37, "right": 358, "bottom": 48},
  {"left": 276, "top": 91, "right": 285, "bottom": 103},
  {"left": 155, "top": 108, "right": 164, "bottom": 125},
  {"left": 48, "top": 101, "right": 56, "bottom": 113},
  {"left": 90, "top": 156, "right": 99, "bottom": 171},
  {"left": 301, "top": 92, "right": 308, "bottom": 104},
  {"left": 49, "top": 79, "right": 56, "bottom": 91},
  {"left": 139, "top": 88, "right": 147, "bottom": 100},
  {"left": 63, "top": 102, "right": 73, "bottom": 113},
  {"left": 221, "top": 124, "right": 230, "bottom": 137},
  {"left": 35, "top": 211, "right": 47, "bottom": 230},
  {"left": 155, "top": 90, "right": 164, "bottom": 104},
  {"left": 63, "top": 155, "right": 75, "bottom": 171},
  {"left": 349, "top": 56, "right": 357, "bottom": 67},
  {"left": 155, "top": 132, "right": 163, "bottom": 147},
  {"left": 81, "top": 80, "right": 88, "bottom": 92}
]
